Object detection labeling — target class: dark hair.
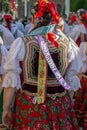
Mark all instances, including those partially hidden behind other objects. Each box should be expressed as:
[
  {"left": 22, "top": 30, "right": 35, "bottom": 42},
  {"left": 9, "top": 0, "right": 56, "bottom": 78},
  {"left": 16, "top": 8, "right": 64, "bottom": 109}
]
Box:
[
  {"left": 57, "top": 4, "right": 62, "bottom": 15},
  {"left": 77, "top": 9, "right": 86, "bottom": 20},
  {"left": 31, "top": 11, "right": 52, "bottom": 32},
  {"left": 5, "top": 18, "right": 11, "bottom": 31},
  {"left": 28, "top": 18, "right": 32, "bottom": 21}
]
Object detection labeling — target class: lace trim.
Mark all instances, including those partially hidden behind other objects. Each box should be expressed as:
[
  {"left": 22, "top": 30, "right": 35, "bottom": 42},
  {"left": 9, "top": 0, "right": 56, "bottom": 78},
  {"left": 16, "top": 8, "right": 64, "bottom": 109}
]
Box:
[{"left": 21, "top": 89, "right": 66, "bottom": 99}]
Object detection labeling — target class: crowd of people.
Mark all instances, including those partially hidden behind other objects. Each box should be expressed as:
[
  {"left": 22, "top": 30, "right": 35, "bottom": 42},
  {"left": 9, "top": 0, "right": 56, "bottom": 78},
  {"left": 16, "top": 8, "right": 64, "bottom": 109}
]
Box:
[{"left": 0, "top": 0, "right": 87, "bottom": 130}]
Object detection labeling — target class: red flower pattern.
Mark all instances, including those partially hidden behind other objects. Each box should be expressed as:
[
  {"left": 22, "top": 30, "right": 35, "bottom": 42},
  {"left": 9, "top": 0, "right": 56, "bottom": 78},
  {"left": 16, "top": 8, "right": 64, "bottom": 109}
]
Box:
[{"left": 9, "top": 90, "right": 79, "bottom": 130}]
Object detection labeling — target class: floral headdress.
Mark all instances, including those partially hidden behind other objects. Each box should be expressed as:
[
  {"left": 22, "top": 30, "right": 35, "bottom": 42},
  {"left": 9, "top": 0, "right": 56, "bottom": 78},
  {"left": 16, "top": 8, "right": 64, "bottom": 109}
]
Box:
[
  {"left": 71, "top": 14, "right": 77, "bottom": 23},
  {"left": 31, "top": 0, "right": 60, "bottom": 24},
  {"left": 77, "top": 9, "right": 87, "bottom": 28},
  {"left": 31, "top": 0, "right": 61, "bottom": 48},
  {"left": 4, "top": 14, "right": 13, "bottom": 23},
  {"left": 35, "top": 0, "right": 60, "bottom": 24}
]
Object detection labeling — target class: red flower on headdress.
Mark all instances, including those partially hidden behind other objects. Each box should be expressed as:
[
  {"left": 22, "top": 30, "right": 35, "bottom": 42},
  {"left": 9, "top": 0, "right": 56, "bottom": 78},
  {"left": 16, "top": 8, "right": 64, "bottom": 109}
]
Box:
[
  {"left": 71, "top": 15, "right": 77, "bottom": 23},
  {"left": 82, "top": 13, "right": 87, "bottom": 20},
  {"left": 49, "top": 2, "right": 60, "bottom": 23},
  {"left": 48, "top": 32, "right": 59, "bottom": 48},
  {"left": 82, "top": 13, "right": 87, "bottom": 29},
  {"left": 36, "top": 0, "right": 49, "bottom": 18},
  {"left": 35, "top": 0, "right": 60, "bottom": 24},
  {"left": 4, "top": 14, "right": 13, "bottom": 23}
]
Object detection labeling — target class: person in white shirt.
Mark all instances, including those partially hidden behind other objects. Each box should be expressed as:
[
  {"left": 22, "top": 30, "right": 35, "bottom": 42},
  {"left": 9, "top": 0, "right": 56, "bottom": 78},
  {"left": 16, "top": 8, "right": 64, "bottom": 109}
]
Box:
[
  {"left": 25, "top": 17, "right": 33, "bottom": 34},
  {"left": 69, "top": 9, "right": 87, "bottom": 47},
  {"left": 15, "top": 18, "right": 25, "bottom": 34}
]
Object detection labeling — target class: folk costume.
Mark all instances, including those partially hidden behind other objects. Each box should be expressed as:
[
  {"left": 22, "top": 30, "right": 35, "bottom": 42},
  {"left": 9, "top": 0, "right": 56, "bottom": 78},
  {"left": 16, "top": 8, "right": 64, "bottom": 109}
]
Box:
[
  {"left": 0, "top": 24, "right": 15, "bottom": 50},
  {"left": 3, "top": 14, "right": 24, "bottom": 41},
  {"left": 2, "top": 0, "right": 81, "bottom": 130},
  {"left": 69, "top": 9, "right": 87, "bottom": 47}
]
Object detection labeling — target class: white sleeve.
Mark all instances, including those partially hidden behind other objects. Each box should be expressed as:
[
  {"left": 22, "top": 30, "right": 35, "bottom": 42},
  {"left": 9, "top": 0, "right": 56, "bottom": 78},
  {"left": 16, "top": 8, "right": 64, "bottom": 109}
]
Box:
[
  {"left": 0, "top": 45, "right": 8, "bottom": 74},
  {"left": 0, "top": 25, "right": 15, "bottom": 49},
  {"left": 65, "top": 39, "right": 83, "bottom": 91},
  {"left": 69, "top": 25, "right": 80, "bottom": 42},
  {"left": 2, "top": 37, "right": 25, "bottom": 89},
  {"left": 64, "top": 21, "right": 70, "bottom": 36},
  {"left": 80, "top": 25, "right": 86, "bottom": 34}
]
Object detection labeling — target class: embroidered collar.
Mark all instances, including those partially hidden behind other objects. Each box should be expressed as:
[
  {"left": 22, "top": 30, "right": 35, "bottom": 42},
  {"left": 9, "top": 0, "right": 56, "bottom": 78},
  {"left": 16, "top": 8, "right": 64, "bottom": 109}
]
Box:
[{"left": 27, "top": 24, "right": 56, "bottom": 36}]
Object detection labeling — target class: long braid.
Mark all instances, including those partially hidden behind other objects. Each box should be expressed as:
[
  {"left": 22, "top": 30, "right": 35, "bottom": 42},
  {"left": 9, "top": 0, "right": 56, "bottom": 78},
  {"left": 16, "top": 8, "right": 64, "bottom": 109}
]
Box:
[{"left": 5, "top": 18, "right": 11, "bottom": 31}]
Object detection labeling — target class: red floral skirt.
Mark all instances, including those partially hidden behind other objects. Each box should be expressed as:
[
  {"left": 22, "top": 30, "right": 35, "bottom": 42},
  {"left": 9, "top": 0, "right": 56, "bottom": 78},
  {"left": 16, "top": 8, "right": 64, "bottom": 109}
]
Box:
[
  {"left": 9, "top": 90, "right": 79, "bottom": 130},
  {"left": 74, "top": 77, "right": 87, "bottom": 129}
]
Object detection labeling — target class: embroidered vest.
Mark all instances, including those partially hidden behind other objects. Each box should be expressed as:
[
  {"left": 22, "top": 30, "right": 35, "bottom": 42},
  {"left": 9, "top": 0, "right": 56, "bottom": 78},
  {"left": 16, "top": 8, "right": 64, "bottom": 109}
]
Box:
[{"left": 22, "top": 34, "right": 70, "bottom": 87}]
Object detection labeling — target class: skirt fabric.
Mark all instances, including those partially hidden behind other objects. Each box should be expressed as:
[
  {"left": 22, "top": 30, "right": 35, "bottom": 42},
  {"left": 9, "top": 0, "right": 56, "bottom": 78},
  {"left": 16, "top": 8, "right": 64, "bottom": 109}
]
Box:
[
  {"left": 74, "top": 77, "right": 87, "bottom": 129},
  {"left": 9, "top": 90, "right": 79, "bottom": 130}
]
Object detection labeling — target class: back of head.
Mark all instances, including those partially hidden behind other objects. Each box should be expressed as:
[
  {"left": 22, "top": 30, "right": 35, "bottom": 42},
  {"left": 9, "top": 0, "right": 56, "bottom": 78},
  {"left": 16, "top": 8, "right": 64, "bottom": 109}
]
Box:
[
  {"left": 30, "top": 0, "right": 60, "bottom": 30},
  {"left": 77, "top": 9, "right": 86, "bottom": 20},
  {"left": 77, "top": 9, "right": 87, "bottom": 29}
]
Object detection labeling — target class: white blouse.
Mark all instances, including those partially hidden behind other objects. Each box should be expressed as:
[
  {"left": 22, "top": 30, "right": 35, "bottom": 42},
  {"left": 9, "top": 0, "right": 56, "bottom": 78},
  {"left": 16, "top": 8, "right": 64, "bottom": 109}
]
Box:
[
  {"left": 69, "top": 24, "right": 86, "bottom": 42},
  {"left": 65, "top": 37, "right": 83, "bottom": 91},
  {"left": 0, "top": 25, "right": 15, "bottom": 49},
  {"left": 0, "top": 44, "right": 8, "bottom": 75},
  {"left": 2, "top": 35, "right": 82, "bottom": 91},
  {"left": 2, "top": 37, "right": 25, "bottom": 89}
]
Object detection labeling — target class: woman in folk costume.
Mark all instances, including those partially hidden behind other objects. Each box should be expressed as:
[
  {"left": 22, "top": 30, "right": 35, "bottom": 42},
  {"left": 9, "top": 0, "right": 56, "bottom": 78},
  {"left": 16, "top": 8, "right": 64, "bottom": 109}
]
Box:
[
  {"left": 2, "top": 0, "right": 82, "bottom": 129},
  {"left": 0, "top": 15, "right": 15, "bottom": 50},
  {"left": 2, "top": 14, "right": 23, "bottom": 42},
  {"left": 74, "top": 19, "right": 87, "bottom": 129},
  {"left": 0, "top": 36, "right": 8, "bottom": 129},
  {"left": 69, "top": 9, "right": 87, "bottom": 47}
]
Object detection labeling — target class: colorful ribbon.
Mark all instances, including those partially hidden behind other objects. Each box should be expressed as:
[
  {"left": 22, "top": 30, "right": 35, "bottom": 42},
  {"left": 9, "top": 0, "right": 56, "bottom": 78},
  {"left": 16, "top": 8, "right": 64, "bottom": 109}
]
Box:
[
  {"left": 37, "top": 49, "right": 47, "bottom": 104},
  {"left": 38, "top": 35, "right": 71, "bottom": 90}
]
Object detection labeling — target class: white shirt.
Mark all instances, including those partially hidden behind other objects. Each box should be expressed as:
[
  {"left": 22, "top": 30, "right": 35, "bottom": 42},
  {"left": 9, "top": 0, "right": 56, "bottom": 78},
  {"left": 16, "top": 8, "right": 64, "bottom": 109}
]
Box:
[
  {"left": 0, "top": 25, "right": 15, "bottom": 49},
  {"left": 69, "top": 24, "right": 86, "bottom": 42},
  {"left": 25, "top": 23, "right": 33, "bottom": 34}
]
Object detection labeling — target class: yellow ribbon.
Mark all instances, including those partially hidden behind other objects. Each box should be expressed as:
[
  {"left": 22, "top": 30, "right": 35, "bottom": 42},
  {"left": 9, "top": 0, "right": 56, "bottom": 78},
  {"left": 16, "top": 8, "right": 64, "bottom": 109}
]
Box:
[{"left": 37, "top": 49, "right": 47, "bottom": 104}]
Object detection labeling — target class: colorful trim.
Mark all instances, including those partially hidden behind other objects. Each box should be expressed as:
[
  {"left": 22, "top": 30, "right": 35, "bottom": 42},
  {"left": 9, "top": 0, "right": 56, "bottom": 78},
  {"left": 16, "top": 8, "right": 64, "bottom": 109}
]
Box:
[
  {"left": 38, "top": 35, "right": 71, "bottom": 90},
  {"left": 37, "top": 49, "right": 47, "bottom": 104},
  {"left": 22, "top": 36, "right": 69, "bottom": 87}
]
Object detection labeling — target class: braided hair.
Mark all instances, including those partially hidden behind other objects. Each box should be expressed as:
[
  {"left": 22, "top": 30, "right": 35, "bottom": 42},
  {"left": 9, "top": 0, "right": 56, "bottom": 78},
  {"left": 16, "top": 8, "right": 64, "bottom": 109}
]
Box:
[{"left": 5, "top": 18, "right": 11, "bottom": 31}]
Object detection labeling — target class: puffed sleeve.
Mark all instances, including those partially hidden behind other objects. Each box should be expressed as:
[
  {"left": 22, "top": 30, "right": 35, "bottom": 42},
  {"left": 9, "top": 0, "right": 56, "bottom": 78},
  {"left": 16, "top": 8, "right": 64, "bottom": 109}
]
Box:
[
  {"left": 65, "top": 38, "right": 83, "bottom": 91},
  {"left": 2, "top": 37, "right": 25, "bottom": 89},
  {"left": 69, "top": 25, "right": 80, "bottom": 42},
  {"left": 0, "top": 44, "right": 8, "bottom": 75},
  {"left": 0, "top": 25, "right": 15, "bottom": 49}
]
